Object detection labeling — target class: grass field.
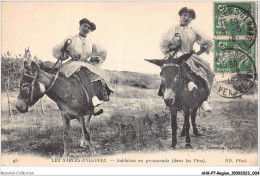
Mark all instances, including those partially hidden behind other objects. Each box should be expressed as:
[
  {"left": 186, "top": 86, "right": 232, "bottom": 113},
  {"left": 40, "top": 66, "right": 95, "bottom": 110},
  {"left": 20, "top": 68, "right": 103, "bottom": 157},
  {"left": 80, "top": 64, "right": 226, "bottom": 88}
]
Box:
[{"left": 1, "top": 71, "right": 258, "bottom": 159}]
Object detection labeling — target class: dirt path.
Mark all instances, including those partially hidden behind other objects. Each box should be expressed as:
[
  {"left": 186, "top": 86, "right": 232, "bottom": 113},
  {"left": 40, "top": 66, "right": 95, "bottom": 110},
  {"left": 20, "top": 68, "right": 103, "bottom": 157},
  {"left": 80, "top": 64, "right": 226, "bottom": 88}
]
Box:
[
  {"left": 160, "top": 92, "right": 257, "bottom": 152},
  {"left": 161, "top": 96, "right": 236, "bottom": 150}
]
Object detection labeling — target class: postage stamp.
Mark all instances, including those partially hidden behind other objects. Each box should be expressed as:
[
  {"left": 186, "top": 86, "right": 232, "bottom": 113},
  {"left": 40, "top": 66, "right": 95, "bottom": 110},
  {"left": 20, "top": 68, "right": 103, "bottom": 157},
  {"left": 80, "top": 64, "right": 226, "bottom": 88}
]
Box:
[
  {"left": 213, "top": 2, "right": 257, "bottom": 98},
  {"left": 214, "top": 2, "right": 257, "bottom": 73},
  {"left": 214, "top": 40, "right": 256, "bottom": 73},
  {"left": 1, "top": 1, "right": 258, "bottom": 176}
]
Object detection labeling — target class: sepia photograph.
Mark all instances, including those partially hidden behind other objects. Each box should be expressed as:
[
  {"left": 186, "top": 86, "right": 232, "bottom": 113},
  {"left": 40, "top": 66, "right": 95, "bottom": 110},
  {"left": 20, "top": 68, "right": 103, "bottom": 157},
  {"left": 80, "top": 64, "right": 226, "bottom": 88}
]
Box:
[{"left": 1, "top": 1, "right": 258, "bottom": 175}]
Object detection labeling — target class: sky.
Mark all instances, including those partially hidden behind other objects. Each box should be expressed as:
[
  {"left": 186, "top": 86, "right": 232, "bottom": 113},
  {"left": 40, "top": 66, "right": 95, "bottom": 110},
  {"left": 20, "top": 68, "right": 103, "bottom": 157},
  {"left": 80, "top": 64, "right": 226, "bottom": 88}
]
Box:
[{"left": 2, "top": 1, "right": 214, "bottom": 74}]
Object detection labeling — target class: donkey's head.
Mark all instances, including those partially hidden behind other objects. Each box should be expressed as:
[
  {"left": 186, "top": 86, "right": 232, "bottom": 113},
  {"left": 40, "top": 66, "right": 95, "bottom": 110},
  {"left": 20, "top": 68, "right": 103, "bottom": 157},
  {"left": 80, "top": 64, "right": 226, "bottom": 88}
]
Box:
[
  {"left": 16, "top": 61, "right": 45, "bottom": 113},
  {"left": 146, "top": 59, "right": 181, "bottom": 106},
  {"left": 145, "top": 52, "right": 193, "bottom": 107}
]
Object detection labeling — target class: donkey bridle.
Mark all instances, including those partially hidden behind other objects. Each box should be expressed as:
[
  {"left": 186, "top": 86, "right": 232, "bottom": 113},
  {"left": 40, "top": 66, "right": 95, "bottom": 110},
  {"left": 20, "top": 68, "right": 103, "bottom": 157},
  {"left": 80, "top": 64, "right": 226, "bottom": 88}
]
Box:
[
  {"left": 23, "top": 70, "right": 59, "bottom": 104},
  {"left": 162, "top": 63, "right": 187, "bottom": 108},
  {"left": 23, "top": 72, "right": 38, "bottom": 104}
]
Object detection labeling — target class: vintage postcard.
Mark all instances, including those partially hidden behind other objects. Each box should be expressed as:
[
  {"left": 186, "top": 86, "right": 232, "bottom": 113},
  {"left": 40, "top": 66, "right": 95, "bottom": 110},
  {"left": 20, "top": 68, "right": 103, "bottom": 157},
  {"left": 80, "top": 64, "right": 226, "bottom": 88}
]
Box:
[{"left": 1, "top": 1, "right": 259, "bottom": 175}]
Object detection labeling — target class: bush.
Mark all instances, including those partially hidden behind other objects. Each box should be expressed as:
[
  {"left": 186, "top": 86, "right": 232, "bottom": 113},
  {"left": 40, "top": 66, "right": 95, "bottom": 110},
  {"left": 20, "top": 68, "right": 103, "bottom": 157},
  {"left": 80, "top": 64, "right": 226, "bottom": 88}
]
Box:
[
  {"left": 91, "top": 112, "right": 170, "bottom": 153},
  {"left": 1, "top": 57, "right": 24, "bottom": 91},
  {"left": 1, "top": 48, "right": 42, "bottom": 91},
  {"left": 225, "top": 98, "right": 258, "bottom": 151}
]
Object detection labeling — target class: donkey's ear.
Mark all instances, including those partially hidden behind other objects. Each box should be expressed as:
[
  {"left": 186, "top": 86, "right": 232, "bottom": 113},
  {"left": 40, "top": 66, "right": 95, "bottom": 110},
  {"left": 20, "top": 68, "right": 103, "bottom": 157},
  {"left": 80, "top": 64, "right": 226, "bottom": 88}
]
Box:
[
  {"left": 145, "top": 59, "right": 165, "bottom": 67},
  {"left": 24, "top": 61, "right": 30, "bottom": 70},
  {"left": 31, "top": 61, "right": 40, "bottom": 72}
]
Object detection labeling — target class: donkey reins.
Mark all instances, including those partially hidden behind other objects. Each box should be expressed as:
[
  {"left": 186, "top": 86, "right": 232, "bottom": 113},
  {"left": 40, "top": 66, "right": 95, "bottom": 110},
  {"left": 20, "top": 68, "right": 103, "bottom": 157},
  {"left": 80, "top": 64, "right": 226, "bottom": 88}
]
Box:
[
  {"left": 45, "top": 70, "right": 60, "bottom": 93},
  {"left": 46, "top": 39, "right": 72, "bottom": 93},
  {"left": 23, "top": 69, "right": 59, "bottom": 104}
]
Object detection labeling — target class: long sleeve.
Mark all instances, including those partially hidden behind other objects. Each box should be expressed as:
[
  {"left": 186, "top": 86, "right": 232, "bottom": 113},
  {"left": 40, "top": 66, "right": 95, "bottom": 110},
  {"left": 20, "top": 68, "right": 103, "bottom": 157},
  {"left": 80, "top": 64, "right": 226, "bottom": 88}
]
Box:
[
  {"left": 160, "top": 27, "right": 177, "bottom": 55},
  {"left": 192, "top": 26, "right": 213, "bottom": 54},
  {"left": 90, "top": 39, "right": 107, "bottom": 64}
]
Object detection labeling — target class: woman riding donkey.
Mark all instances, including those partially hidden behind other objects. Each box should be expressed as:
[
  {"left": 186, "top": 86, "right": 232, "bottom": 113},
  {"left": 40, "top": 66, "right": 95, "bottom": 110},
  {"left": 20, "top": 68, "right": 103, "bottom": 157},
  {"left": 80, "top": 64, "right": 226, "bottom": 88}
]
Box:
[
  {"left": 51, "top": 18, "right": 112, "bottom": 108},
  {"left": 159, "top": 7, "right": 215, "bottom": 112}
]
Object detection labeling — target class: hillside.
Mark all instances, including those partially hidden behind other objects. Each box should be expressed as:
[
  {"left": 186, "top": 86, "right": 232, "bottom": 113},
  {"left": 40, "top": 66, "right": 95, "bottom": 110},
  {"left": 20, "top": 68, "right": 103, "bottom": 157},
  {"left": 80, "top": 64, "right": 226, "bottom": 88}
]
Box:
[{"left": 107, "top": 70, "right": 161, "bottom": 89}]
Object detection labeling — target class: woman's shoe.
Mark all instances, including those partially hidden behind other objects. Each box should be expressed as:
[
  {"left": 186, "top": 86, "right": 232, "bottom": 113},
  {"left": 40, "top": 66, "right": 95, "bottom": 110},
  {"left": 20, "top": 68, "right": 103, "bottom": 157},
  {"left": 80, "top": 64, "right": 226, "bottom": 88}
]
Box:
[
  {"left": 188, "top": 82, "right": 198, "bottom": 91},
  {"left": 201, "top": 101, "right": 212, "bottom": 112},
  {"left": 92, "top": 96, "right": 103, "bottom": 107}
]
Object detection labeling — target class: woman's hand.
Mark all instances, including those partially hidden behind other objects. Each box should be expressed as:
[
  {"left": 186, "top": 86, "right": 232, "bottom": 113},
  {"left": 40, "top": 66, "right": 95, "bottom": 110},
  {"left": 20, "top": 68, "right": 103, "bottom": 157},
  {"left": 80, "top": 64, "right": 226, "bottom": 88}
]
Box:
[
  {"left": 59, "top": 49, "right": 70, "bottom": 61},
  {"left": 59, "top": 45, "right": 70, "bottom": 61},
  {"left": 200, "top": 46, "right": 207, "bottom": 52},
  {"left": 196, "top": 49, "right": 206, "bottom": 56},
  {"left": 90, "top": 57, "right": 100, "bottom": 64},
  {"left": 200, "top": 40, "right": 213, "bottom": 54}
]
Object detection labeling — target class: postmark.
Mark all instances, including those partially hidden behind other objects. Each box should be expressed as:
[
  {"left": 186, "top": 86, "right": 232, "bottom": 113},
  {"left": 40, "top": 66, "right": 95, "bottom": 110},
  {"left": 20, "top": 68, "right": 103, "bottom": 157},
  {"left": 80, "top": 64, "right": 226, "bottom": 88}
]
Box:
[
  {"left": 212, "top": 48, "right": 256, "bottom": 98},
  {"left": 214, "top": 2, "right": 257, "bottom": 50},
  {"left": 213, "top": 2, "right": 257, "bottom": 98}
]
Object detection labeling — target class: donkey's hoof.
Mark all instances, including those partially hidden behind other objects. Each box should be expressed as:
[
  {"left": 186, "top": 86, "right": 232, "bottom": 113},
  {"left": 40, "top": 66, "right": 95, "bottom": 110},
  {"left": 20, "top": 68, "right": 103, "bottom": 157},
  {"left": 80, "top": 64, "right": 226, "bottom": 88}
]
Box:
[
  {"left": 62, "top": 152, "right": 69, "bottom": 158},
  {"left": 170, "top": 145, "right": 177, "bottom": 150},
  {"left": 79, "top": 144, "right": 89, "bottom": 149},
  {"left": 170, "top": 143, "right": 177, "bottom": 149},
  {"left": 193, "top": 129, "right": 200, "bottom": 136},
  {"left": 92, "top": 152, "right": 98, "bottom": 156},
  {"left": 183, "top": 144, "right": 193, "bottom": 149},
  {"left": 90, "top": 149, "right": 98, "bottom": 156}
]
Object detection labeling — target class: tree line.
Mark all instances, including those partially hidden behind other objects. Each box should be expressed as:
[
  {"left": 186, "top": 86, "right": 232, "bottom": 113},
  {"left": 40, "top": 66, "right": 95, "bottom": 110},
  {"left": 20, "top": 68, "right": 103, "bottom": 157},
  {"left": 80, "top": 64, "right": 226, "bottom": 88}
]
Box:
[{"left": 1, "top": 48, "right": 41, "bottom": 92}]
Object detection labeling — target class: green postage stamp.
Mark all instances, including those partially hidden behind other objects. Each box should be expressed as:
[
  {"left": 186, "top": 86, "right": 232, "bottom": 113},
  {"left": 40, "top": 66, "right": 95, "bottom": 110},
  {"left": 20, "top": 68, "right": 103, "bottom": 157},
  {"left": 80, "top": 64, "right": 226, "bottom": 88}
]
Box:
[
  {"left": 214, "top": 2, "right": 257, "bottom": 73},
  {"left": 213, "top": 2, "right": 257, "bottom": 98}
]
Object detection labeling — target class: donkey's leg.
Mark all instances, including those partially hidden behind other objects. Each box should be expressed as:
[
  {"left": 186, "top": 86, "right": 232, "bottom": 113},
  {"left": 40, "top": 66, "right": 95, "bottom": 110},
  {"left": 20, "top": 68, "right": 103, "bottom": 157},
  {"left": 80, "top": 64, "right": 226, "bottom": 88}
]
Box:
[
  {"left": 85, "top": 114, "right": 92, "bottom": 135},
  {"left": 183, "top": 109, "right": 193, "bottom": 149},
  {"left": 85, "top": 114, "right": 96, "bottom": 153},
  {"left": 170, "top": 108, "right": 178, "bottom": 148},
  {"left": 61, "top": 113, "right": 71, "bottom": 157},
  {"left": 191, "top": 108, "right": 199, "bottom": 136},
  {"left": 78, "top": 116, "right": 96, "bottom": 155},
  {"left": 78, "top": 116, "right": 90, "bottom": 147},
  {"left": 80, "top": 114, "right": 92, "bottom": 147},
  {"left": 180, "top": 122, "right": 186, "bottom": 137},
  {"left": 79, "top": 119, "right": 88, "bottom": 148}
]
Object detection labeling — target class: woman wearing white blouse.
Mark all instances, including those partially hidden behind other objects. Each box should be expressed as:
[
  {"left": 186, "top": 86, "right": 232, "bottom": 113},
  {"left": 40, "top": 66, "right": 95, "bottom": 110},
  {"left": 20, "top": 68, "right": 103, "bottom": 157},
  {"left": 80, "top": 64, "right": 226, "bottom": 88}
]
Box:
[
  {"left": 160, "top": 7, "right": 215, "bottom": 112},
  {"left": 52, "top": 18, "right": 109, "bottom": 107}
]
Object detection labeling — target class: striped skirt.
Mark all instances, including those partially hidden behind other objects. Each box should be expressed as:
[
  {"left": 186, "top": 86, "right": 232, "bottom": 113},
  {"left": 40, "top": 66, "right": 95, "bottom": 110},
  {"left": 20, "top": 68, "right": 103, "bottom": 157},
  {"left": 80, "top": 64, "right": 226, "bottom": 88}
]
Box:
[{"left": 185, "top": 54, "right": 215, "bottom": 91}]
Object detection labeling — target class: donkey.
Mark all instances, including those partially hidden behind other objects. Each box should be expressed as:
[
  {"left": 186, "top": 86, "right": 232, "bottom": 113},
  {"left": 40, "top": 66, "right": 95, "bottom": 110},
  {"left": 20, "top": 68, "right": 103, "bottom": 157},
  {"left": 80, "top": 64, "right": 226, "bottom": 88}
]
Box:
[
  {"left": 16, "top": 61, "right": 110, "bottom": 156},
  {"left": 145, "top": 51, "right": 208, "bottom": 149}
]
